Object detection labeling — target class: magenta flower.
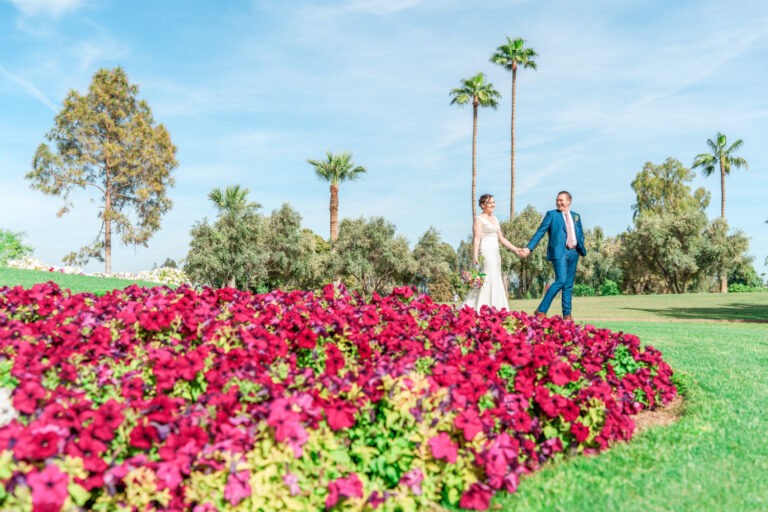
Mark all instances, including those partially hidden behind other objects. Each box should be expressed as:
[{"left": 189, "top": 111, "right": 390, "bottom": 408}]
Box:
[
  {"left": 224, "top": 469, "right": 252, "bottom": 506},
  {"left": 428, "top": 432, "right": 458, "bottom": 464},
  {"left": 27, "top": 464, "right": 69, "bottom": 512},
  {"left": 325, "top": 473, "right": 363, "bottom": 509}
]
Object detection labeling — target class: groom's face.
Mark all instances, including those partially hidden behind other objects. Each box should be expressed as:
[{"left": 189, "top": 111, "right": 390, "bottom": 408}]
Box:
[{"left": 556, "top": 193, "right": 572, "bottom": 211}]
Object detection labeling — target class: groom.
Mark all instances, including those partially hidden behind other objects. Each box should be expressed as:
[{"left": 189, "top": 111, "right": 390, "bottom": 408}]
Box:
[{"left": 520, "top": 191, "right": 586, "bottom": 320}]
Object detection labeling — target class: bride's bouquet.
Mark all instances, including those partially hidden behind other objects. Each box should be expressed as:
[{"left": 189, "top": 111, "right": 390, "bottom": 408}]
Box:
[{"left": 460, "top": 267, "right": 485, "bottom": 289}]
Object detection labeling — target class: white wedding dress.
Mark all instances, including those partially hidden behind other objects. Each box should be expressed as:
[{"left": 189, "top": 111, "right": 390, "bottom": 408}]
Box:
[{"left": 462, "top": 216, "right": 509, "bottom": 312}]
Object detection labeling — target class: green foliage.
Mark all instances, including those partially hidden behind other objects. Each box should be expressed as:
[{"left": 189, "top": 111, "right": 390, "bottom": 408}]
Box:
[
  {"left": 184, "top": 186, "right": 268, "bottom": 290},
  {"left": 692, "top": 132, "right": 748, "bottom": 217},
  {"left": 185, "top": 187, "right": 328, "bottom": 292},
  {"left": 330, "top": 216, "right": 417, "bottom": 299},
  {"left": 728, "top": 283, "right": 759, "bottom": 293},
  {"left": 576, "top": 226, "right": 623, "bottom": 290},
  {"left": 598, "top": 279, "right": 620, "bottom": 296},
  {"left": 26, "top": 67, "right": 178, "bottom": 273},
  {"left": 0, "top": 229, "right": 33, "bottom": 266},
  {"left": 412, "top": 226, "right": 457, "bottom": 302},
  {"left": 573, "top": 284, "right": 596, "bottom": 297},
  {"left": 630, "top": 157, "right": 709, "bottom": 218}
]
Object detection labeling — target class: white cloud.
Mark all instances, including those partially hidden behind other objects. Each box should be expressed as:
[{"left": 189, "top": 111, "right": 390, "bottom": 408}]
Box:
[
  {"left": 0, "top": 62, "right": 57, "bottom": 111},
  {"left": 9, "top": 0, "right": 85, "bottom": 17}
]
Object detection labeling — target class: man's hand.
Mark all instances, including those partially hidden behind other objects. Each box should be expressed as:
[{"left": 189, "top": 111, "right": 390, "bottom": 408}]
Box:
[{"left": 519, "top": 248, "right": 531, "bottom": 258}]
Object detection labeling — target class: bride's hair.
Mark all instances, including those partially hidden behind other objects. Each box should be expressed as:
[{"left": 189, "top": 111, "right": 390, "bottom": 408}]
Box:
[{"left": 478, "top": 194, "right": 493, "bottom": 208}]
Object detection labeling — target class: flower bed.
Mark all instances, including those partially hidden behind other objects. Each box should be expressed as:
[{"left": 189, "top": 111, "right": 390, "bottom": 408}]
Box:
[{"left": 0, "top": 282, "right": 676, "bottom": 511}]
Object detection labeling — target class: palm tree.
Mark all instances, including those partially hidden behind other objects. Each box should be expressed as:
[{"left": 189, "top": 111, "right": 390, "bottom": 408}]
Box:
[
  {"left": 692, "top": 132, "right": 749, "bottom": 292},
  {"left": 449, "top": 72, "right": 501, "bottom": 222},
  {"left": 307, "top": 151, "right": 367, "bottom": 241},
  {"left": 490, "top": 37, "right": 538, "bottom": 220},
  {"left": 208, "top": 185, "right": 260, "bottom": 218}
]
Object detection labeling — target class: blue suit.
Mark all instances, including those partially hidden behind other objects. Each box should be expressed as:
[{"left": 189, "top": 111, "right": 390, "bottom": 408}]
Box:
[{"left": 526, "top": 209, "right": 586, "bottom": 316}]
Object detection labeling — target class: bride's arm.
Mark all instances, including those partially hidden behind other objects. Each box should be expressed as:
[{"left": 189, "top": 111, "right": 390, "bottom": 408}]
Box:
[{"left": 496, "top": 223, "right": 521, "bottom": 255}]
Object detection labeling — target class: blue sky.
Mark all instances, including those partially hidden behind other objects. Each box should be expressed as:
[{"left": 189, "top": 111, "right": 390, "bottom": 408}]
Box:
[{"left": 1, "top": 0, "right": 767, "bottom": 279}]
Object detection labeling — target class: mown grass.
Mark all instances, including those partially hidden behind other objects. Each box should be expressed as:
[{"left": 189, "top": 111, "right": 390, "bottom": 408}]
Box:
[
  {"left": 511, "top": 291, "right": 768, "bottom": 323},
  {"left": 0, "top": 267, "right": 162, "bottom": 295},
  {"left": 494, "top": 318, "right": 768, "bottom": 511},
  {"left": 3, "top": 270, "right": 766, "bottom": 510}
]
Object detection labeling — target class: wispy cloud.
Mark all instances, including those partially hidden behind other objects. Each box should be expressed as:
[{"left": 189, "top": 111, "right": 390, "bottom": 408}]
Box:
[
  {"left": 8, "top": 0, "right": 85, "bottom": 17},
  {"left": 0, "top": 62, "right": 57, "bottom": 111}
]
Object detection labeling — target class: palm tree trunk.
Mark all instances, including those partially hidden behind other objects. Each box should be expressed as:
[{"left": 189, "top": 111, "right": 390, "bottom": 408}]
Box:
[
  {"left": 719, "top": 159, "right": 727, "bottom": 292},
  {"left": 472, "top": 101, "right": 479, "bottom": 223},
  {"left": 510, "top": 67, "right": 517, "bottom": 220},
  {"left": 330, "top": 183, "right": 339, "bottom": 241}
]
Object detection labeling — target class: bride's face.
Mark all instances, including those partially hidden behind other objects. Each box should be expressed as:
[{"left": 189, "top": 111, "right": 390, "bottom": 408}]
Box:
[{"left": 483, "top": 198, "right": 496, "bottom": 213}]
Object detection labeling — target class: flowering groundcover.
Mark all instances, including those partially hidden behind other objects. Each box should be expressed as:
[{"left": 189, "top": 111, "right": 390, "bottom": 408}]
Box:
[{"left": 0, "top": 282, "right": 676, "bottom": 511}]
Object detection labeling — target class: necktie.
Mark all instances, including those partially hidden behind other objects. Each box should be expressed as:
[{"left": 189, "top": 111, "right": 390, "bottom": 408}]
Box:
[{"left": 565, "top": 211, "right": 577, "bottom": 249}]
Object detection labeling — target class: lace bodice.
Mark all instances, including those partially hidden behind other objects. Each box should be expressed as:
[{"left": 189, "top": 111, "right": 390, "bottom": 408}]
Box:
[{"left": 478, "top": 216, "right": 500, "bottom": 239}]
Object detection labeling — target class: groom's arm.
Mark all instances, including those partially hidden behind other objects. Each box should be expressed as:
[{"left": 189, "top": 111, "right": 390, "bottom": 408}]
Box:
[{"left": 526, "top": 211, "right": 553, "bottom": 252}]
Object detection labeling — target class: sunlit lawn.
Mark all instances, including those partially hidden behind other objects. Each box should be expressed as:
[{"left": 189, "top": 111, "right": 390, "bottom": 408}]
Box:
[
  {"left": 0, "top": 267, "right": 162, "bottom": 295},
  {"left": 492, "top": 293, "right": 768, "bottom": 511}
]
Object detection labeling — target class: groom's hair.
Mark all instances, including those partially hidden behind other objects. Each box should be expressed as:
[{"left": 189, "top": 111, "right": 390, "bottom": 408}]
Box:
[{"left": 557, "top": 190, "right": 572, "bottom": 200}]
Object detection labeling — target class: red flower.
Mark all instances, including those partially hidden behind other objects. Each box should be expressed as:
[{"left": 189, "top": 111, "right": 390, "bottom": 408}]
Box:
[
  {"left": 144, "top": 395, "right": 179, "bottom": 423},
  {"left": 325, "top": 473, "right": 363, "bottom": 509},
  {"left": 571, "top": 421, "right": 590, "bottom": 443},
  {"left": 129, "top": 423, "right": 160, "bottom": 450},
  {"left": 15, "top": 428, "right": 60, "bottom": 461},
  {"left": 13, "top": 380, "right": 46, "bottom": 414},
  {"left": 454, "top": 408, "right": 484, "bottom": 441},
  {"left": 324, "top": 399, "right": 357, "bottom": 431},
  {"left": 428, "top": 432, "right": 457, "bottom": 463},
  {"left": 26, "top": 464, "right": 69, "bottom": 512},
  {"left": 459, "top": 482, "right": 493, "bottom": 510},
  {"left": 90, "top": 399, "right": 124, "bottom": 441},
  {"left": 548, "top": 360, "right": 581, "bottom": 386}
]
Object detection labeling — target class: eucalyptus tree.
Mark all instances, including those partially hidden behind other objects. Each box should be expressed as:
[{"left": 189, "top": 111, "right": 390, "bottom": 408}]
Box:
[
  {"left": 692, "top": 132, "right": 748, "bottom": 219},
  {"left": 490, "top": 37, "right": 538, "bottom": 219},
  {"left": 27, "top": 67, "right": 177, "bottom": 274},
  {"left": 307, "top": 151, "right": 367, "bottom": 241},
  {"left": 449, "top": 72, "right": 501, "bottom": 222},
  {"left": 692, "top": 133, "right": 748, "bottom": 292}
]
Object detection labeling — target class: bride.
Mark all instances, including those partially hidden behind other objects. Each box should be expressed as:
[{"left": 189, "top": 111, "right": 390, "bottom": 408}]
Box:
[{"left": 462, "top": 194, "right": 523, "bottom": 312}]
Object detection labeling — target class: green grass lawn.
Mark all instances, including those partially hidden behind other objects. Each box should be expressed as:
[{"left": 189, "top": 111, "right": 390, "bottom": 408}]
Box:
[
  {"left": 492, "top": 292, "right": 768, "bottom": 511},
  {"left": 3, "top": 271, "right": 766, "bottom": 510},
  {"left": 0, "top": 266, "right": 163, "bottom": 295}
]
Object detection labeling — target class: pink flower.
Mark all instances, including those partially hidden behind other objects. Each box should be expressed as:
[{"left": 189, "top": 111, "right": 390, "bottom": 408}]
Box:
[
  {"left": 325, "top": 473, "right": 363, "bottom": 509},
  {"left": 428, "top": 432, "right": 458, "bottom": 464},
  {"left": 283, "top": 473, "right": 301, "bottom": 496},
  {"left": 459, "top": 482, "right": 493, "bottom": 510},
  {"left": 27, "top": 465, "right": 69, "bottom": 512},
  {"left": 224, "top": 470, "right": 251, "bottom": 506},
  {"left": 454, "top": 408, "right": 484, "bottom": 441},
  {"left": 399, "top": 468, "right": 424, "bottom": 495}
]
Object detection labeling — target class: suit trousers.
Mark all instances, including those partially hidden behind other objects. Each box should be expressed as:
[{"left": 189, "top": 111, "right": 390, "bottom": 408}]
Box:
[{"left": 537, "top": 248, "right": 579, "bottom": 316}]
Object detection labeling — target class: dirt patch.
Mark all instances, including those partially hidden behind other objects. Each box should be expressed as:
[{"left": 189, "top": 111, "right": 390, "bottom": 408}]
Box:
[{"left": 633, "top": 394, "right": 685, "bottom": 433}]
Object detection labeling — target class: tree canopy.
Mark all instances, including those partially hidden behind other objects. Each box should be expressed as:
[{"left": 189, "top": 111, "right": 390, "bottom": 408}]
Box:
[{"left": 27, "top": 67, "right": 178, "bottom": 273}]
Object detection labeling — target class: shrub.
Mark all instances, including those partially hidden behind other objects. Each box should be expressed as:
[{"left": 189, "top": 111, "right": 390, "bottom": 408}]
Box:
[
  {"left": 573, "top": 284, "right": 596, "bottom": 297},
  {"left": 727, "top": 283, "right": 757, "bottom": 293},
  {"left": 0, "top": 229, "right": 33, "bottom": 266},
  {"left": 598, "top": 280, "right": 621, "bottom": 296}
]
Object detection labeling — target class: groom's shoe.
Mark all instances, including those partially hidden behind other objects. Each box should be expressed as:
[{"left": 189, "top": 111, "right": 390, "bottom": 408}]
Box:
[
  {"left": 563, "top": 315, "right": 573, "bottom": 321},
  {"left": 534, "top": 311, "right": 546, "bottom": 319}
]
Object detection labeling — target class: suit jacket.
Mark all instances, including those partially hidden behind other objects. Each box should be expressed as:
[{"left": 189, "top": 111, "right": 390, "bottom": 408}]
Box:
[{"left": 527, "top": 209, "right": 587, "bottom": 261}]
